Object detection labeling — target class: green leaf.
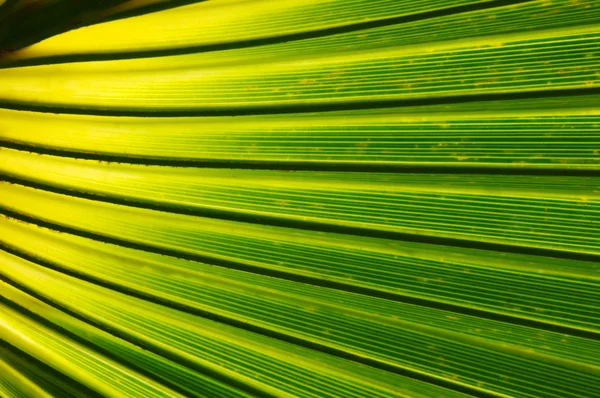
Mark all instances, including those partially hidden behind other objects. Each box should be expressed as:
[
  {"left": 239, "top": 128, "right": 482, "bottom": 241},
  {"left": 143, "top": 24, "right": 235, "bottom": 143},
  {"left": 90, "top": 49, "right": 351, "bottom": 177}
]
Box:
[{"left": 1, "top": 0, "right": 599, "bottom": 397}]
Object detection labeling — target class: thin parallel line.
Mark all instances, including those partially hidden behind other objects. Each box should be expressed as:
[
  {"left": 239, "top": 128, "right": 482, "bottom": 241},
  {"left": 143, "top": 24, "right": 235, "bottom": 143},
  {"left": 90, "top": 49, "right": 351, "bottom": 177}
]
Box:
[
  {"left": 1, "top": 86, "right": 599, "bottom": 117},
  {"left": 2, "top": 141, "right": 599, "bottom": 175}
]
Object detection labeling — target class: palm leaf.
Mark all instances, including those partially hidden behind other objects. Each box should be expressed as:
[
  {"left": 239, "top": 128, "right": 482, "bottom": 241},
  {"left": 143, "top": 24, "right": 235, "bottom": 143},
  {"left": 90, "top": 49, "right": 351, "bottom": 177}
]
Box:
[{"left": 1, "top": 1, "right": 599, "bottom": 397}]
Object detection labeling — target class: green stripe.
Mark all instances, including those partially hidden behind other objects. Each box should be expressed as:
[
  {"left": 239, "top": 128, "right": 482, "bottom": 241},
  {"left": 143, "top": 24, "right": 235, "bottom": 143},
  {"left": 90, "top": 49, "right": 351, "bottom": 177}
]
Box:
[
  {"left": 1, "top": 25, "right": 599, "bottom": 111},
  {"left": 1, "top": 95, "right": 600, "bottom": 169}
]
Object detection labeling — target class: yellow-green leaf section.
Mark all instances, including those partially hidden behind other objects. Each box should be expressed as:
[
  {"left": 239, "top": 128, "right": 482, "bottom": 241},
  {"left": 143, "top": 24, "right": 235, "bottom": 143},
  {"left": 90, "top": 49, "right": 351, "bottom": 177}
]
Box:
[{"left": 1, "top": 0, "right": 599, "bottom": 398}]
